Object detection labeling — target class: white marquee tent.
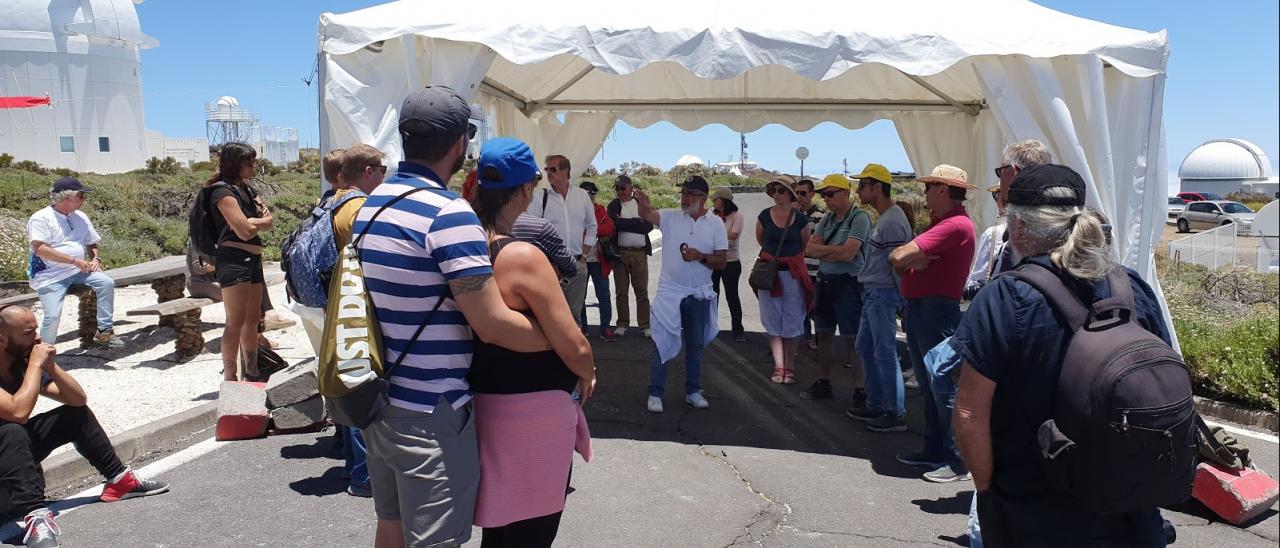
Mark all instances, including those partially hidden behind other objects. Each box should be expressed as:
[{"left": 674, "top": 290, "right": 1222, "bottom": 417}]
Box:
[{"left": 316, "top": 0, "right": 1171, "bottom": 292}]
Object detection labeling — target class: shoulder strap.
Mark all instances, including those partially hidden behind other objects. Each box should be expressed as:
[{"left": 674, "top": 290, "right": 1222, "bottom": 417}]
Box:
[
  {"left": 384, "top": 287, "right": 449, "bottom": 379},
  {"left": 772, "top": 209, "right": 796, "bottom": 256},
  {"left": 1004, "top": 263, "right": 1090, "bottom": 329},
  {"left": 541, "top": 188, "right": 550, "bottom": 215}
]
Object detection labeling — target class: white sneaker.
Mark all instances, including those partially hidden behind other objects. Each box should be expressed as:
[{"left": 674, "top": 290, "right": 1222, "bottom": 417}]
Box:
[
  {"left": 642, "top": 329, "right": 652, "bottom": 338},
  {"left": 646, "top": 396, "right": 664, "bottom": 413},
  {"left": 685, "top": 391, "right": 710, "bottom": 409},
  {"left": 615, "top": 326, "right": 628, "bottom": 337}
]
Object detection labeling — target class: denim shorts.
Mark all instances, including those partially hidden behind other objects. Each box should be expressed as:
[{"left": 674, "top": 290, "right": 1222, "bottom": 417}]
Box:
[
  {"left": 813, "top": 273, "right": 862, "bottom": 336},
  {"left": 215, "top": 246, "right": 264, "bottom": 287}
]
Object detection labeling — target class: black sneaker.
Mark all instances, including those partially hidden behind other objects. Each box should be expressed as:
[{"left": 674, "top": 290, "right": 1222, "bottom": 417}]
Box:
[
  {"left": 798, "top": 380, "right": 833, "bottom": 400},
  {"left": 896, "top": 451, "right": 945, "bottom": 469},
  {"left": 850, "top": 388, "right": 868, "bottom": 410},
  {"left": 845, "top": 404, "right": 878, "bottom": 422},
  {"left": 865, "top": 414, "right": 908, "bottom": 433}
]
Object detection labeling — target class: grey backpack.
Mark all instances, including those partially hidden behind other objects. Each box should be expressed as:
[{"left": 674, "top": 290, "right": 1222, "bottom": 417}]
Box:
[{"left": 1007, "top": 263, "right": 1196, "bottom": 514}]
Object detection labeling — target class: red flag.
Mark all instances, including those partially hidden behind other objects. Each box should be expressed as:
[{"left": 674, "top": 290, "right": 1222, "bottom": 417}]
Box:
[{"left": 0, "top": 96, "right": 51, "bottom": 109}]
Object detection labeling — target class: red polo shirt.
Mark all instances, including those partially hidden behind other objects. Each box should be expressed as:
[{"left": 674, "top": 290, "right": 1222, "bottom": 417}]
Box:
[{"left": 900, "top": 205, "right": 976, "bottom": 300}]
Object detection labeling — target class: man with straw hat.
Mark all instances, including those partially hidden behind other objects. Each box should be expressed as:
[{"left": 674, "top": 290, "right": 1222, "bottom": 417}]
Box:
[{"left": 888, "top": 164, "right": 977, "bottom": 483}]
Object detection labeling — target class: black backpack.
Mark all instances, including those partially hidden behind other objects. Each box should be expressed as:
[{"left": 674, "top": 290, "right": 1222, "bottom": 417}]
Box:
[
  {"left": 188, "top": 181, "right": 233, "bottom": 259},
  {"left": 1007, "top": 263, "right": 1196, "bottom": 514}
]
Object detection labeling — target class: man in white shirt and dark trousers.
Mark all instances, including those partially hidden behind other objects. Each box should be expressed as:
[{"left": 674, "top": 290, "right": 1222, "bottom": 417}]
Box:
[
  {"left": 26, "top": 177, "right": 123, "bottom": 349},
  {"left": 607, "top": 175, "right": 653, "bottom": 338},
  {"left": 634, "top": 175, "right": 728, "bottom": 413},
  {"left": 527, "top": 154, "right": 597, "bottom": 327}
]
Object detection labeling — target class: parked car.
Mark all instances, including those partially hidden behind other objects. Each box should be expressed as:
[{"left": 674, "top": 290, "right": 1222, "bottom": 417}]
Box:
[
  {"left": 1168, "top": 196, "right": 1186, "bottom": 218},
  {"left": 1177, "top": 191, "right": 1224, "bottom": 203},
  {"left": 1175, "top": 200, "right": 1255, "bottom": 233}
]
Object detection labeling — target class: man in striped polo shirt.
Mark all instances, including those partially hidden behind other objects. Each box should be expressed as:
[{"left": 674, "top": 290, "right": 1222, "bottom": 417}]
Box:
[{"left": 354, "top": 86, "right": 550, "bottom": 548}]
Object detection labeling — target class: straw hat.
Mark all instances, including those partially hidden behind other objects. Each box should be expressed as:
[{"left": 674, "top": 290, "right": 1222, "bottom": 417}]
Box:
[{"left": 918, "top": 164, "right": 976, "bottom": 190}]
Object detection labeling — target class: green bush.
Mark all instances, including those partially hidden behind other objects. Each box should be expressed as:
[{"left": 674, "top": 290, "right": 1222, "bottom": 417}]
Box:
[
  {"left": 1176, "top": 313, "right": 1279, "bottom": 412},
  {"left": 0, "top": 153, "right": 13, "bottom": 169}
]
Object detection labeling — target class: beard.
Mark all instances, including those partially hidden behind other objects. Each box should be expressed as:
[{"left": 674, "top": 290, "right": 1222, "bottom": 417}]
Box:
[
  {"left": 449, "top": 151, "right": 466, "bottom": 176},
  {"left": 4, "top": 341, "right": 31, "bottom": 363},
  {"left": 682, "top": 203, "right": 701, "bottom": 215}
]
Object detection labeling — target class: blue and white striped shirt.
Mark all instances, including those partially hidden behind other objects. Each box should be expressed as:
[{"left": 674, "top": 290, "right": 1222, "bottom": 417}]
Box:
[{"left": 354, "top": 161, "right": 491, "bottom": 412}]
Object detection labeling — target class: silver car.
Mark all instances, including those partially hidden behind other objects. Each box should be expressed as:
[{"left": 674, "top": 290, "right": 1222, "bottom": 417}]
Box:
[
  {"left": 1175, "top": 200, "right": 1255, "bottom": 233},
  {"left": 1168, "top": 196, "right": 1186, "bottom": 219}
]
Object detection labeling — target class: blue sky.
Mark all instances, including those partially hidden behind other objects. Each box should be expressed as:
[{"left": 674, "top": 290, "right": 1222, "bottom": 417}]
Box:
[{"left": 137, "top": 1, "right": 1278, "bottom": 184}]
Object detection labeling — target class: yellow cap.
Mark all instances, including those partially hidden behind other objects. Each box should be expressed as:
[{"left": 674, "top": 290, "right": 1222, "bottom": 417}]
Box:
[
  {"left": 817, "top": 174, "right": 852, "bottom": 191},
  {"left": 852, "top": 163, "right": 892, "bottom": 185}
]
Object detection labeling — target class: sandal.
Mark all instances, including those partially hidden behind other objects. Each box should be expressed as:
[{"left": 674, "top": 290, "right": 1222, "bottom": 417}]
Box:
[
  {"left": 782, "top": 370, "right": 797, "bottom": 384},
  {"left": 770, "top": 368, "right": 786, "bottom": 384}
]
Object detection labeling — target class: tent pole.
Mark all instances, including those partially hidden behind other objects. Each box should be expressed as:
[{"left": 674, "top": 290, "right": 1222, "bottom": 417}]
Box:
[
  {"left": 536, "top": 100, "right": 976, "bottom": 112},
  {"left": 901, "top": 72, "right": 981, "bottom": 117},
  {"left": 527, "top": 64, "right": 595, "bottom": 114},
  {"left": 480, "top": 79, "right": 530, "bottom": 110}
]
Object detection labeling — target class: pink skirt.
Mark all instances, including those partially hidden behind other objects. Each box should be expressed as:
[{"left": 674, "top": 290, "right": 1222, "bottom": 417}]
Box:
[{"left": 472, "top": 391, "right": 593, "bottom": 527}]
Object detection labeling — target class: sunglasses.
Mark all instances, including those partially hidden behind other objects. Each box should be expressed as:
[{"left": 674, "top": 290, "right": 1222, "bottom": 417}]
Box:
[
  {"left": 369, "top": 165, "right": 387, "bottom": 174},
  {"left": 544, "top": 166, "right": 560, "bottom": 174},
  {"left": 994, "top": 165, "right": 1013, "bottom": 178},
  {"left": 681, "top": 190, "right": 707, "bottom": 198},
  {"left": 795, "top": 190, "right": 811, "bottom": 196},
  {"left": 819, "top": 190, "right": 844, "bottom": 198},
  {"left": 467, "top": 123, "right": 478, "bottom": 140},
  {"left": 990, "top": 191, "right": 1001, "bottom": 201},
  {"left": 765, "top": 184, "right": 789, "bottom": 195}
]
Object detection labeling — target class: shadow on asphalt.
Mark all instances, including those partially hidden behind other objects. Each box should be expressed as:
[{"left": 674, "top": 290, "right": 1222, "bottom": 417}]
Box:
[
  {"left": 279, "top": 432, "right": 350, "bottom": 497},
  {"left": 913, "top": 490, "right": 972, "bottom": 515},
  {"left": 583, "top": 331, "right": 938, "bottom": 481}
]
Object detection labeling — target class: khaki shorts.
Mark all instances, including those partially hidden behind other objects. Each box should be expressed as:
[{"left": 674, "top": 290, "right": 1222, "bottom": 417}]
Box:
[{"left": 364, "top": 399, "right": 478, "bottom": 547}]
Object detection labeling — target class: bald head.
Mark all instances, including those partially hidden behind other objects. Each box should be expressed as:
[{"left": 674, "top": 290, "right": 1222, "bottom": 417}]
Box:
[{"left": 0, "top": 305, "right": 32, "bottom": 331}]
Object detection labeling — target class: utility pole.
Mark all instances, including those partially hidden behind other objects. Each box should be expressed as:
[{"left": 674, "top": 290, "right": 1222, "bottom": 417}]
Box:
[
  {"left": 843, "top": 158, "right": 848, "bottom": 176},
  {"left": 739, "top": 133, "right": 749, "bottom": 172}
]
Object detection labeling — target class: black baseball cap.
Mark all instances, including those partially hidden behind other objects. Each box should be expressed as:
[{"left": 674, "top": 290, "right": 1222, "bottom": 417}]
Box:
[
  {"left": 579, "top": 181, "right": 599, "bottom": 194},
  {"left": 1006, "top": 164, "right": 1086, "bottom": 207},
  {"left": 52, "top": 176, "right": 90, "bottom": 194},
  {"left": 614, "top": 174, "right": 633, "bottom": 187},
  {"left": 679, "top": 175, "right": 709, "bottom": 194},
  {"left": 399, "top": 85, "right": 472, "bottom": 139}
]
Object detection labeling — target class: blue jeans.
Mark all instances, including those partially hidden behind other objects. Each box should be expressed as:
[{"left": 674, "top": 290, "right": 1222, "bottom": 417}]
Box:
[
  {"left": 903, "top": 296, "right": 965, "bottom": 472},
  {"left": 926, "top": 337, "right": 966, "bottom": 472},
  {"left": 35, "top": 271, "right": 115, "bottom": 343},
  {"left": 340, "top": 426, "right": 369, "bottom": 487},
  {"left": 968, "top": 492, "right": 984, "bottom": 548},
  {"left": 648, "top": 296, "right": 711, "bottom": 397},
  {"left": 578, "top": 261, "right": 612, "bottom": 334},
  {"left": 856, "top": 287, "right": 905, "bottom": 416}
]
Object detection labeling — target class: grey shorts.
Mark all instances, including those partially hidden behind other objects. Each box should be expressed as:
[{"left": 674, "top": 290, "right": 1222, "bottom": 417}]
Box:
[{"left": 364, "top": 399, "right": 478, "bottom": 547}]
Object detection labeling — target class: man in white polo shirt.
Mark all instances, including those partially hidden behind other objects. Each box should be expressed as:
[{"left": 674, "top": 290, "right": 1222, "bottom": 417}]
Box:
[
  {"left": 27, "top": 177, "right": 123, "bottom": 349},
  {"left": 527, "top": 154, "right": 597, "bottom": 326},
  {"left": 634, "top": 175, "right": 727, "bottom": 413}
]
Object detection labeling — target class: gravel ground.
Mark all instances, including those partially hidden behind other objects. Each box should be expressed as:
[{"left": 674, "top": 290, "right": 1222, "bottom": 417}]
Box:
[{"left": 30, "top": 263, "right": 312, "bottom": 457}]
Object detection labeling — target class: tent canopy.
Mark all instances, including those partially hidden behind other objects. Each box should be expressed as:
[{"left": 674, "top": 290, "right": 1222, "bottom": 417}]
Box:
[{"left": 317, "top": 0, "right": 1170, "bottom": 288}]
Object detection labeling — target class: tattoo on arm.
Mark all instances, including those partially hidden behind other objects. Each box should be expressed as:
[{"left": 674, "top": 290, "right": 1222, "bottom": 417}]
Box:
[{"left": 449, "top": 274, "right": 493, "bottom": 295}]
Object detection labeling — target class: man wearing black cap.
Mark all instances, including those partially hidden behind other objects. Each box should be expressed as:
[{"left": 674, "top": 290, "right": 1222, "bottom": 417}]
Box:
[
  {"left": 354, "top": 85, "right": 550, "bottom": 548},
  {"left": 952, "top": 164, "right": 1175, "bottom": 547},
  {"left": 26, "top": 177, "right": 123, "bottom": 349},
  {"left": 633, "top": 175, "right": 727, "bottom": 413}
]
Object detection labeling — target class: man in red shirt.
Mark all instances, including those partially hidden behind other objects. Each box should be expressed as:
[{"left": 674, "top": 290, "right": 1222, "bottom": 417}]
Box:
[{"left": 889, "top": 164, "right": 976, "bottom": 483}]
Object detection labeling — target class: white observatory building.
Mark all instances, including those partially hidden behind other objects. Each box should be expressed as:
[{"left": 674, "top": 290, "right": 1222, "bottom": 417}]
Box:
[
  {"left": 1179, "top": 139, "right": 1277, "bottom": 197},
  {"left": 0, "top": 0, "right": 158, "bottom": 173}
]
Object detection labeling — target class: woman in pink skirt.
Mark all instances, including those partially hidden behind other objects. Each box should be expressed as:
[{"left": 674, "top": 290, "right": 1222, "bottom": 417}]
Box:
[{"left": 467, "top": 137, "right": 597, "bottom": 547}]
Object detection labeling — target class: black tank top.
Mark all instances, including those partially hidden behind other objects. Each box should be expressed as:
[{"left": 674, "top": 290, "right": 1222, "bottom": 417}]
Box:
[{"left": 467, "top": 237, "right": 578, "bottom": 395}]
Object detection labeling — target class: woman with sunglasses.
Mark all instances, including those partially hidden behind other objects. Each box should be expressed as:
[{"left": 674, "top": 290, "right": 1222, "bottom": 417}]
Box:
[
  {"left": 754, "top": 176, "right": 812, "bottom": 384},
  {"left": 205, "top": 142, "right": 273, "bottom": 381}
]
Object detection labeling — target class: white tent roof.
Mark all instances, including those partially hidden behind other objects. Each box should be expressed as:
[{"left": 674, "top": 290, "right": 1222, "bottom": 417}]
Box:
[{"left": 317, "top": 0, "right": 1174, "bottom": 328}]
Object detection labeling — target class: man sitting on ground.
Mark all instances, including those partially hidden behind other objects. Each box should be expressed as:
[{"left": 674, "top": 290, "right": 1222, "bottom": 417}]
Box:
[{"left": 0, "top": 305, "right": 168, "bottom": 548}]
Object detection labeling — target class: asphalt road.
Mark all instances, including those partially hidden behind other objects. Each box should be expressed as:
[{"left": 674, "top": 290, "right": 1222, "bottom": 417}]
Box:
[{"left": 33, "top": 192, "right": 1280, "bottom": 547}]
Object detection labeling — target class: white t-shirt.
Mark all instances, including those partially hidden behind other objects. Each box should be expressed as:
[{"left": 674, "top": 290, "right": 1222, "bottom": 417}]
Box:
[
  {"left": 528, "top": 186, "right": 597, "bottom": 257},
  {"left": 657, "top": 209, "right": 728, "bottom": 295},
  {"left": 616, "top": 199, "right": 647, "bottom": 248},
  {"left": 27, "top": 205, "right": 101, "bottom": 290}
]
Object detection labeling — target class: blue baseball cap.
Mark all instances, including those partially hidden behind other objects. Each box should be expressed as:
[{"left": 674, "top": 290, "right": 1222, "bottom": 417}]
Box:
[{"left": 476, "top": 137, "right": 540, "bottom": 189}]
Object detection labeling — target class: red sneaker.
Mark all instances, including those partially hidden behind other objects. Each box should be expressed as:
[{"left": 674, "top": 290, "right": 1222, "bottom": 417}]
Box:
[
  {"left": 100, "top": 470, "right": 169, "bottom": 502},
  {"left": 602, "top": 328, "right": 617, "bottom": 342}
]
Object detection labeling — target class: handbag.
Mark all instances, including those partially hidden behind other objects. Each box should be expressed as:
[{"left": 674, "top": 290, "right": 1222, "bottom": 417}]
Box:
[
  {"left": 748, "top": 209, "right": 796, "bottom": 291},
  {"left": 599, "top": 236, "right": 622, "bottom": 263},
  {"left": 318, "top": 184, "right": 448, "bottom": 429}
]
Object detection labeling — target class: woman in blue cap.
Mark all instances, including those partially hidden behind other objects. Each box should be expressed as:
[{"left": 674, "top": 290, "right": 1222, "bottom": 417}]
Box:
[{"left": 466, "top": 137, "right": 597, "bottom": 547}]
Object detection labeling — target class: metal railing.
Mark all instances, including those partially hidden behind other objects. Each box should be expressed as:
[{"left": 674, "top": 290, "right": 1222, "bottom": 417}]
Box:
[
  {"left": 1169, "top": 223, "right": 1238, "bottom": 271},
  {"left": 1257, "top": 245, "right": 1280, "bottom": 273}
]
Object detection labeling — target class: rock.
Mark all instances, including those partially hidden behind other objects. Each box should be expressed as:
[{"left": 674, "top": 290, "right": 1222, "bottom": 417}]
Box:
[
  {"left": 216, "top": 381, "right": 269, "bottom": 441},
  {"left": 265, "top": 361, "right": 319, "bottom": 409},
  {"left": 269, "top": 395, "right": 327, "bottom": 432}
]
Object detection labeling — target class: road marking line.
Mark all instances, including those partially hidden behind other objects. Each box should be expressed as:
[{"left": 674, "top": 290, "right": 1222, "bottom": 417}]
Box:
[
  {"left": 14, "top": 436, "right": 225, "bottom": 529},
  {"left": 1202, "top": 418, "right": 1278, "bottom": 444}
]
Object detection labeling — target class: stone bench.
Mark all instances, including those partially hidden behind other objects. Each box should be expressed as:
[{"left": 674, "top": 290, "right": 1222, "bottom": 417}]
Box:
[{"left": 126, "top": 272, "right": 284, "bottom": 358}]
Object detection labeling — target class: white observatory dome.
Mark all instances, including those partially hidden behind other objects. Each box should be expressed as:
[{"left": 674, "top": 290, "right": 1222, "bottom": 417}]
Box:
[
  {"left": 216, "top": 96, "right": 241, "bottom": 108},
  {"left": 1179, "top": 139, "right": 1273, "bottom": 181}
]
